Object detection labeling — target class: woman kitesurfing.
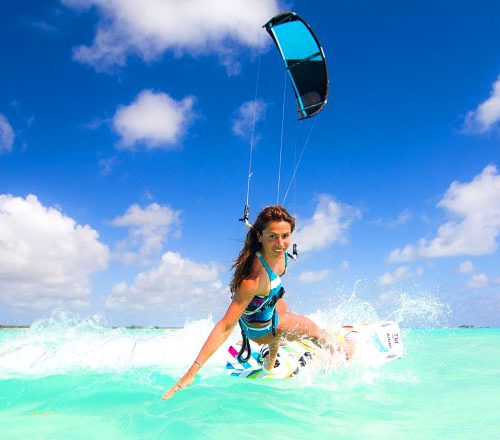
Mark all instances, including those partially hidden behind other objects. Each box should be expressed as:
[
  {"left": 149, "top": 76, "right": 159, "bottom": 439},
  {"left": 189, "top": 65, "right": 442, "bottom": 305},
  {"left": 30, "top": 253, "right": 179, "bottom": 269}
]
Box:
[
  {"left": 163, "top": 205, "right": 357, "bottom": 400},
  {"left": 162, "top": 12, "right": 352, "bottom": 399}
]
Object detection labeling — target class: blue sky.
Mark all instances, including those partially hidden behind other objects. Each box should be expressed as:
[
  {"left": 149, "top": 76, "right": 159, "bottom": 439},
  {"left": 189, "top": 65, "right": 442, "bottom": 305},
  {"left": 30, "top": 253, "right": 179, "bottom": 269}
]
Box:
[{"left": 1, "top": 0, "right": 499, "bottom": 327}]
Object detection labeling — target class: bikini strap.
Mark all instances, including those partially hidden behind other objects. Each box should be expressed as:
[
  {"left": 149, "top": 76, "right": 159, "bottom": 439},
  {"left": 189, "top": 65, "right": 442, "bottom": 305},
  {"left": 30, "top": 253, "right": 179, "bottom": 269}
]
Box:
[
  {"left": 255, "top": 252, "right": 277, "bottom": 280},
  {"left": 256, "top": 251, "right": 288, "bottom": 277}
]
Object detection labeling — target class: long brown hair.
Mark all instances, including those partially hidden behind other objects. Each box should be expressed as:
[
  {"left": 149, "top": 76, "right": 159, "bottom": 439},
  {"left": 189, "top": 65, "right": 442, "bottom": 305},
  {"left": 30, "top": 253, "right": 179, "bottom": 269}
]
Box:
[{"left": 230, "top": 205, "right": 295, "bottom": 293}]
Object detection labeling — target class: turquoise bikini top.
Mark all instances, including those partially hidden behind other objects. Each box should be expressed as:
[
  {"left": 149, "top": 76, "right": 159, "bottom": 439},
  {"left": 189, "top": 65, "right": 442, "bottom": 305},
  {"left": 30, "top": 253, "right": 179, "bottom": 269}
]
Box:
[{"left": 241, "top": 251, "right": 287, "bottom": 323}]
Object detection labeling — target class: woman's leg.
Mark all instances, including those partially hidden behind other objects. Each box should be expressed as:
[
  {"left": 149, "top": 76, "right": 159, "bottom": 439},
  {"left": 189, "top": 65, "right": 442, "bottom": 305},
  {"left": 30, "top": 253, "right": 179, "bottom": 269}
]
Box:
[
  {"left": 252, "top": 310, "right": 331, "bottom": 370},
  {"left": 251, "top": 307, "right": 357, "bottom": 370},
  {"left": 276, "top": 311, "right": 331, "bottom": 345},
  {"left": 275, "top": 298, "right": 288, "bottom": 315},
  {"left": 259, "top": 311, "right": 329, "bottom": 370},
  {"left": 263, "top": 338, "right": 280, "bottom": 371},
  {"left": 277, "top": 312, "right": 357, "bottom": 361}
]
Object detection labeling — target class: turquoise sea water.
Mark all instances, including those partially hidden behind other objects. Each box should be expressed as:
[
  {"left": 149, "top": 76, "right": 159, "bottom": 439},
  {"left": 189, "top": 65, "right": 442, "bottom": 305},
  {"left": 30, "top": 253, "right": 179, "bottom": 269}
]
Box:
[{"left": 1, "top": 315, "right": 499, "bottom": 439}]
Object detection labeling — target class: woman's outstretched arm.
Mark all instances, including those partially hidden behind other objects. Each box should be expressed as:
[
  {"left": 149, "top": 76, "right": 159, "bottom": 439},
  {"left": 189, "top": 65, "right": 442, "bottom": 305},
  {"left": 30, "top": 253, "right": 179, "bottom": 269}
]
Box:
[{"left": 162, "top": 278, "right": 258, "bottom": 400}]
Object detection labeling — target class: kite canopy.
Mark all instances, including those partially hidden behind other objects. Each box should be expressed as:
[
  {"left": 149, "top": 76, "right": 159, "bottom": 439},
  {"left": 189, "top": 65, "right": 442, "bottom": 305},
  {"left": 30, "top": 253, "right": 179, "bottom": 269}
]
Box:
[{"left": 264, "top": 12, "right": 329, "bottom": 120}]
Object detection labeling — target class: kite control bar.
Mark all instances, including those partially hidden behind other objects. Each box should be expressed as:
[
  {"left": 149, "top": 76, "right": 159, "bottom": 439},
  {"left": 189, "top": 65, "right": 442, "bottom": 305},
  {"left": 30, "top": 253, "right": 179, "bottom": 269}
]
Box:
[
  {"left": 287, "top": 243, "right": 298, "bottom": 261},
  {"left": 239, "top": 204, "right": 253, "bottom": 230}
]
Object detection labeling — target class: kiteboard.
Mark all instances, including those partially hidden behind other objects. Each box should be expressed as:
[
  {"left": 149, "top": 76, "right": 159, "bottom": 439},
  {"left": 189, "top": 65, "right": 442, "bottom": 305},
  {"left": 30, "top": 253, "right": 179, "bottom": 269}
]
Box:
[{"left": 225, "top": 321, "right": 404, "bottom": 379}]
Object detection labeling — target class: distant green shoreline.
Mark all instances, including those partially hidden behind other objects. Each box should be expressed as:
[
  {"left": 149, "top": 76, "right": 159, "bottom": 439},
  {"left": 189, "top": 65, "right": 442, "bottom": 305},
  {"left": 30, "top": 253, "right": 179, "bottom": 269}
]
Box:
[{"left": 0, "top": 325, "right": 30, "bottom": 329}]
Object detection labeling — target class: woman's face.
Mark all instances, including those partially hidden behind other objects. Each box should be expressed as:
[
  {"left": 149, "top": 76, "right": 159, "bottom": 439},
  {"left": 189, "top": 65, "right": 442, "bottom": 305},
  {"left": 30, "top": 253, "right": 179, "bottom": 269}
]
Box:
[{"left": 258, "top": 221, "right": 292, "bottom": 257}]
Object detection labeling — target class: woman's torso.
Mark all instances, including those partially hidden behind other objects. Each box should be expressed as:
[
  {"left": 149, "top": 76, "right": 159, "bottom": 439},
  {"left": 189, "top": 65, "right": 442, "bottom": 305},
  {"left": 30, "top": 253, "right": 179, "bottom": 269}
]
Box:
[{"left": 241, "top": 252, "right": 287, "bottom": 327}]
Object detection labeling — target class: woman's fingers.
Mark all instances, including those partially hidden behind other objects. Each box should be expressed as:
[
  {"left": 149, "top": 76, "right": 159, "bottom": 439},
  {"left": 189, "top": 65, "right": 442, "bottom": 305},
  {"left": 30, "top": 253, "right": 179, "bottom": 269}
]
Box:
[
  {"left": 161, "top": 382, "right": 182, "bottom": 400},
  {"left": 161, "top": 375, "right": 194, "bottom": 400}
]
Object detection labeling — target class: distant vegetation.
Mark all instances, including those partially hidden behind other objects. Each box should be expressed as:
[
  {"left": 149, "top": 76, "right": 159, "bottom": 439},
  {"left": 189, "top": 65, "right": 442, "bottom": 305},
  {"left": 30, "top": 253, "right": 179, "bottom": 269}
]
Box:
[
  {"left": 0, "top": 325, "right": 29, "bottom": 329},
  {"left": 0, "top": 324, "right": 181, "bottom": 330}
]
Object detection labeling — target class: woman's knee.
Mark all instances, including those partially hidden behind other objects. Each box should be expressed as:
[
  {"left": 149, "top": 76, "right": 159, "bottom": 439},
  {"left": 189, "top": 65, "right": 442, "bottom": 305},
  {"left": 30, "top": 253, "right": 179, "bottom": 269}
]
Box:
[
  {"left": 276, "top": 299, "right": 288, "bottom": 314},
  {"left": 278, "top": 312, "right": 317, "bottom": 335},
  {"left": 278, "top": 309, "right": 306, "bottom": 331}
]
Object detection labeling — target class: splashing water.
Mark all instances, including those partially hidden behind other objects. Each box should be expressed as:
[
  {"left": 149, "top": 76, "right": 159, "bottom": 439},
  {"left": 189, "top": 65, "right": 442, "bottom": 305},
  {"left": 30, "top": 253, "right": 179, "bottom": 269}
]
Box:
[
  {"left": 0, "top": 281, "right": 448, "bottom": 380},
  {"left": 0, "top": 284, "right": 451, "bottom": 380},
  {"left": 373, "top": 287, "right": 452, "bottom": 328},
  {"left": 308, "top": 284, "right": 450, "bottom": 329},
  {"left": 0, "top": 310, "right": 239, "bottom": 379}
]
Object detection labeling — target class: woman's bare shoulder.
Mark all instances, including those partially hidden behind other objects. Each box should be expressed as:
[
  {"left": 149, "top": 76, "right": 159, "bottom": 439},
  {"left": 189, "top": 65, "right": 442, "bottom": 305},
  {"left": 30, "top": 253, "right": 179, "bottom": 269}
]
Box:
[
  {"left": 238, "top": 271, "right": 260, "bottom": 296},
  {"left": 235, "top": 257, "right": 267, "bottom": 299}
]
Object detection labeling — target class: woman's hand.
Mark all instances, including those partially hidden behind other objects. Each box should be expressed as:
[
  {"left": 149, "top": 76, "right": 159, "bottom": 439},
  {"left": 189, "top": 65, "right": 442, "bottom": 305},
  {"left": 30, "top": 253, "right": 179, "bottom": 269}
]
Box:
[
  {"left": 162, "top": 373, "right": 195, "bottom": 400},
  {"left": 161, "top": 289, "right": 253, "bottom": 401}
]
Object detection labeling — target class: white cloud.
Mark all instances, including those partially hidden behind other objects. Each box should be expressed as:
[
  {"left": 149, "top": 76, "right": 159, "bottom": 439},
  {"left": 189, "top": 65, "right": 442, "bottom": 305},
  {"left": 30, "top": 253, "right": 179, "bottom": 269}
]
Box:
[
  {"left": 340, "top": 260, "right": 350, "bottom": 271},
  {"left": 458, "top": 260, "right": 474, "bottom": 274},
  {"left": 374, "top": 209, "right": 412, "bottom": 229},
  {"left": 394, "top": 209, "right": 412, "bottom": 226},
  {"left": 378, "top": 266, "right": 423, "bottom": 286},
  {"left": 0, "top": 114, "right": 14, "bottom": 153},
  {"left": 0, "top": 194, "right": 109, "bottom": 309},
  {"left": 464, "top": 75, "right": 500, "bottom": 133},
  {"left": 388, "top": 244, "right": 416, "bottom": 263},
  {"left": 466, "top": 272, "right": 488, "bottom": 289},
  {"left": 61, "top": 0, "right": 281, "bottom": 72},
  {"left": 389, "top": 165, "right": 500, "bottom": 262},
  {"left": 294, "top": 195, "right": 361, "bottom": 253},
  {"left": 298, "top": 269, "right": 331, "bottom": 284},
  {"left": 232, "top": 99, "right": 267, "bottom": 143},
  {"left": 113, "top": 90, "right": 195, "bottom": 150},
  {"left": 105, "top": 251, "right": 227, "bottom": 314},
  {"left": 112, "top": 202, "right": 181, "bottom": 264}
]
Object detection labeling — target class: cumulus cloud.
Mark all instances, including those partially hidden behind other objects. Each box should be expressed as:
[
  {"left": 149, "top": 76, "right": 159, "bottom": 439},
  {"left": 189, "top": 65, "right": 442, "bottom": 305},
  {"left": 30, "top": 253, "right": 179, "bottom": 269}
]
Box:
[
  {"left": 105, "top": 251, "right": 227, "bottom": 314},
  {"left": 0, "top": 114, "right": 14, "bottom": 153},
  {"left": 458, "top": 260, "right": 474, "bottom": 274},
  {"left": 232, "top": 99, "right": 267, "bottom": 143},
  {"left": 298, "top": 269, "right": 331, "bottom": 284},
  {"left": 378, "top": 266, "right": 423, "bottom": 286},
  {"left": 464, "top": 75, "right": 500, "bottom": 133},
  {"left": 0, "top": 194, "right": 109, "bottom": 309},
  {"left": 466, "top": 272, "right": 488, "bottom": 289},
  {"left": 293, "top": 195, "right": 361, "bottom": 253},
  {"left": 61, "top": 0, "right": 281, "bottom": 72},
  {"left": 113, "top": 90, "right": 195, "bottom": 150},
  {"left": 389, "top": 165, "right": 500, "bottom": 262},
  {"left": 112, "top": 202, "right": 181, "bottom": 264}
]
